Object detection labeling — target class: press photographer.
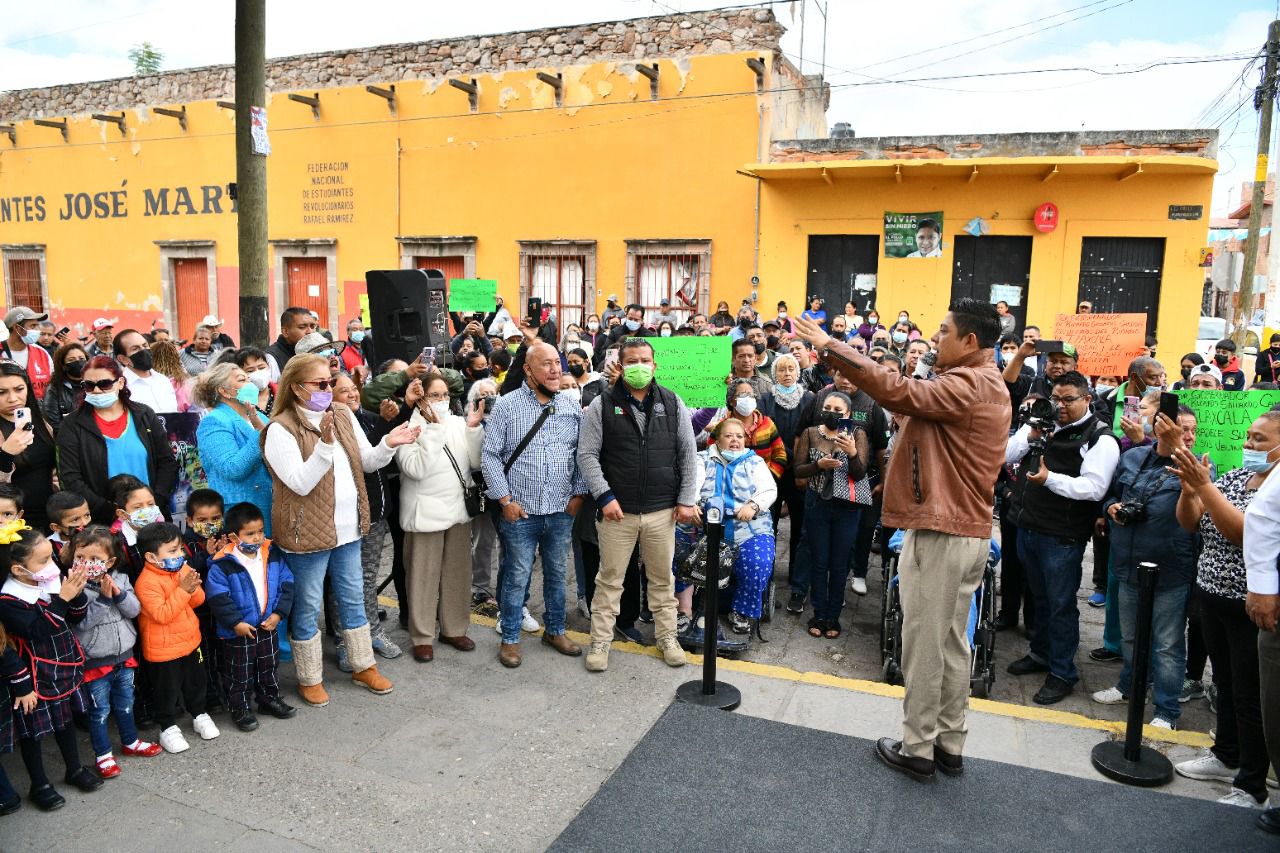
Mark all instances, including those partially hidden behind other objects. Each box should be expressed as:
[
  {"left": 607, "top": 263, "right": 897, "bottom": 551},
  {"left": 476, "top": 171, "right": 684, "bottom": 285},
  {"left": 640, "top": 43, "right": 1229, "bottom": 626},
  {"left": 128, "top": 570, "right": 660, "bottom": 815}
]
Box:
[{"left": 1004, "top": 371, "right": 1119, "bottom": 705}]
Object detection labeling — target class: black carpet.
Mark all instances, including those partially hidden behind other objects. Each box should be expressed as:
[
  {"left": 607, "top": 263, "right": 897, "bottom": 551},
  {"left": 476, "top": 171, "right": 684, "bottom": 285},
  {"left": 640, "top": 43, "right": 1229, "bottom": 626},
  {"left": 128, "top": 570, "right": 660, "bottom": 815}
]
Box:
[{"left": 550, "top": 702, "right": 1273, "bottom": 853}]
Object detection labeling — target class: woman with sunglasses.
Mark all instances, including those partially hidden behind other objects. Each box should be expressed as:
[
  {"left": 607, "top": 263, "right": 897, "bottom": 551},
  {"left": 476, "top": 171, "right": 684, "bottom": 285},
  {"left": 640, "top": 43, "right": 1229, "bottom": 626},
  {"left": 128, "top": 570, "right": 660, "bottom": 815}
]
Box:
[
  {"left": 41, "top": 342, "right": 88, "bottom": 434},
  {"left": 261, "top": 354, "right": 419, "bottom": 707},
  {"left": 0, "top": 362, "right": 58, "bottom": 530},
  {"left": 55, "top": 356, "right": 178, "bottom": 524}
]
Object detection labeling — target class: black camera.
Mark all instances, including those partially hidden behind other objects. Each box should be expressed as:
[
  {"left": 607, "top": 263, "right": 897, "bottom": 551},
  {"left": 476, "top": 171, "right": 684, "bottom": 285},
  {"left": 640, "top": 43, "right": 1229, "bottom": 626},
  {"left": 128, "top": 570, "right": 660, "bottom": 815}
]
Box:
[
  {"left": 1017, "top": 397, "right": 1059, "bottom": 477},
  {"left": 1112, "top": 502, "right": 1148, "bottom": 526}
]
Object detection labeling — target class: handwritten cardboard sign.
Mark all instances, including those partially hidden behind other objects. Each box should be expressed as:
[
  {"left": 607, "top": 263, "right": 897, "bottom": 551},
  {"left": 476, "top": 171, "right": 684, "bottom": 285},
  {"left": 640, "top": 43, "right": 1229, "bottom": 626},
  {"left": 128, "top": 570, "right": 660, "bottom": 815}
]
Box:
[
  {"left": 1175, "top": 388, "right": 1280, "bottom": 473},
  {"left": 642, "top": 336, "right": 731, "bottom": 408},
  {"left": 1053, "top": 313, "right": 1147, "bottom": 375},
  {"left": 448, "top": 278, "right": 498, "bottom": 313}
]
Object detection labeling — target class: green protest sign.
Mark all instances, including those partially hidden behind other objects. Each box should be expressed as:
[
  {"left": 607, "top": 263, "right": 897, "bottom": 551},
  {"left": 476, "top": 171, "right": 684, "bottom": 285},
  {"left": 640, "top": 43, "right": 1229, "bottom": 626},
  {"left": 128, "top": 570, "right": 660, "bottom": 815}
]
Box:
[
  {"left": 448, "top": 279, "right": 498, "bottom": 313},
  {"left": 1175, "top": 389, "right": 1280, "bottom": 473},
  {"left": 641, "top": 336, "right": 731, "bottom": 407}
]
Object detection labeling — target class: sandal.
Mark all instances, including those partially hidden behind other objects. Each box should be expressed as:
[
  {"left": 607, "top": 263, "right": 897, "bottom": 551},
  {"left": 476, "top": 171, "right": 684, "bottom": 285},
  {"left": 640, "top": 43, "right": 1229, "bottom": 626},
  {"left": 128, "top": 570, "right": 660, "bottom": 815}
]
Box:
[
  {"left": 807, "top": 617, "right": 823, "bottom": 638},
  {"left": 824, "top": 621, "right": 842, "bottom": 639}
]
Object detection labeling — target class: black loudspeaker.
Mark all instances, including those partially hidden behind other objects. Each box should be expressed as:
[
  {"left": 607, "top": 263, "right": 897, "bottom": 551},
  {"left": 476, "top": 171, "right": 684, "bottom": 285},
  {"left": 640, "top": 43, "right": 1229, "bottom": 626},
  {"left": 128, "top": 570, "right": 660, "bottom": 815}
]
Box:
[{"left": 365, "top": 268, "right": 451, "bottom": 367}]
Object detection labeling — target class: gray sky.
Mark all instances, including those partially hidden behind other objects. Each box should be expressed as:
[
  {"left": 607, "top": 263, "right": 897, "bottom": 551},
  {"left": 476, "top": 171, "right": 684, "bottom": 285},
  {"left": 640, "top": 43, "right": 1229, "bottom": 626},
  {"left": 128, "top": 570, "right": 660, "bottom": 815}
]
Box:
[{"left": 1, "top": 0, "right": 1273, "bottom": 212}]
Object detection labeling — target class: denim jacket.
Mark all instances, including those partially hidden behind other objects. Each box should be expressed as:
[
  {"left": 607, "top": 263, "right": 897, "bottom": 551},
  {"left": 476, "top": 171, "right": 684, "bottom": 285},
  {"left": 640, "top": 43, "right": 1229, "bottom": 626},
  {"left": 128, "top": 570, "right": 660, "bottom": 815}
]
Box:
[{"left": 1103, "top": 446, "right": 1197, "bottom": 589}]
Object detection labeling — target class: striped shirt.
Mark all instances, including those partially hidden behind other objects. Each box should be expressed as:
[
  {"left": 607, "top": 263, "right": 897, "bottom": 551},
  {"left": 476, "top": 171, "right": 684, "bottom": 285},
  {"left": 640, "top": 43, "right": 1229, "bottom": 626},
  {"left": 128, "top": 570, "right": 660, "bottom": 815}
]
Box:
[{"left": 481, "top": 383, "right": 588, "bottom": 515}]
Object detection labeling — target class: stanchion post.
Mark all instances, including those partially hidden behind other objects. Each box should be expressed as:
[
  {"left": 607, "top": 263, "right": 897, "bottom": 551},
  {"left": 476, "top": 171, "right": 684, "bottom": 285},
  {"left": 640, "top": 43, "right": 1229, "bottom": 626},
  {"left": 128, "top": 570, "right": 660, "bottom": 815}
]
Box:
[
  {"left": 676, "top": 497, "right": 740, "bottom": 711},
  {"left": 1090, "top": 561, "right": 1173, "bottom": 786}
]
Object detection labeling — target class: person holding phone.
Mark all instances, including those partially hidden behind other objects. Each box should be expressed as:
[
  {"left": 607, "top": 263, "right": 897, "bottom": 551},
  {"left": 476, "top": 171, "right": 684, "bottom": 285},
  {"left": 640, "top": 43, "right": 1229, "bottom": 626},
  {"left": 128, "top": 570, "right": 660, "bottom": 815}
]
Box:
[
  {"left": 261, "top": 354, "right": 419, "bottom": 706},
  {"left": 0, "top": 363, "right": 58, "bottom": 531},
  {"left": 1, "top": 307, "right": 54, "bottom": 401},
  {"left": 1001, "top": 338, "right": 1080, "bottom": 415}
]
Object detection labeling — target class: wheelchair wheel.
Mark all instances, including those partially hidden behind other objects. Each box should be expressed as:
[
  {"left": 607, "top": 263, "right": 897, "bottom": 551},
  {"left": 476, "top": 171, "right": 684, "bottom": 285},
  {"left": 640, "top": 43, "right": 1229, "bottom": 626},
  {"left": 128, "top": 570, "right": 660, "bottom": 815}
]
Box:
[{"left": 761, "top": 577, "right": 775, "bottom": 624}]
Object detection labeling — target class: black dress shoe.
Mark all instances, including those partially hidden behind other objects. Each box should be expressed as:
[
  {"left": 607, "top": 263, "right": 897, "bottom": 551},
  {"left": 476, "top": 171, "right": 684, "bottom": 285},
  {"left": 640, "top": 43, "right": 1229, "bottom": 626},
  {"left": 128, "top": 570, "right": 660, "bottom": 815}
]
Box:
[
  {"left": 0, "top": 792, "right": 20, "bottom": 815},
  {"left": 934, "top": 743, "right": 964, "bottom": 776},
  {"left": 231, "top": 709, "right": 259, "bottom": 732},
  {"left": 64, "top": 767, "right": 103, "bottom": 792},
  {"left": 994, "top": 614, "right": 1017, "bottom": 632},
  {"left": 1006, "top": 654, "right": 1050, "bottom": 676},
  {"left": 875, "top": 737, "right": 935, "bottom": 782},
  {"left": 29, "top": 784, "right": 65, "bottom": 811},
  {"left": 258, "top": 697, "right": 297, "bottom": 719},
  {"left": 1258, "top": 807, "right": 1280, "bottom": 836},
  {"left": 1033, "top": 674, "right": 1074, "bottom": 705},
  {"left": 1089, "top": 647, "right": 1123, "bottom": 663}
]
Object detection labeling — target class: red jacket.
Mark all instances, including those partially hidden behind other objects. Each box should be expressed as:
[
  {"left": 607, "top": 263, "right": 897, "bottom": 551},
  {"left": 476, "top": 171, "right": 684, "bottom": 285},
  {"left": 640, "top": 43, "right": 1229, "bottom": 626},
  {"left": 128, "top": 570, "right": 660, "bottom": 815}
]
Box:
[{"left": 0, "top": 343, "right": 51, "bottom": 399}]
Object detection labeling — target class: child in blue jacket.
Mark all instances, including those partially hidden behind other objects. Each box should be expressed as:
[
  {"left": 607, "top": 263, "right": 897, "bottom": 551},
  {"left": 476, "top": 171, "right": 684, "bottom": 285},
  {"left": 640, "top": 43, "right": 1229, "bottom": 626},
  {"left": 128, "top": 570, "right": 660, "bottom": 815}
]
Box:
[{"left": 204, "top": 503, "right": 296, "bottom": 733}]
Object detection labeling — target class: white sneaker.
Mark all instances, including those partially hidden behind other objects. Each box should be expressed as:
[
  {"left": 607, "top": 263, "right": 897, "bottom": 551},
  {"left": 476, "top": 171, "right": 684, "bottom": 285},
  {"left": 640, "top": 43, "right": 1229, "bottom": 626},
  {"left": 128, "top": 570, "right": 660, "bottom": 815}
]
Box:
[
  {"left": 159, "top": 725, "right": 189, "bottom": 754},
  {"left": 1217, "top": 788, "right": 1269, "bottom": 809},
  {"left": 1149, "top": 717, "right": 1175, "bottom": 730},
  {"left": 1091, "top": 687, "right": 1126, "bottom": 705},
  {"left": 494, "top": 618, "right": 503, "bottom": 635},
  {"left": 192, "top": 713, "right": 220, "bottom": 741},
  {"left": 577, "top": 599, "right": 591, "bottom": 619},
  {"left": 851, "top": 577, "right": 867, "bottom": 595},
  {"left": 521, "top": 607, "right": 540, "bottom": 633},
  {"left": 1175, "top": 750, "right": 1236, "bottom": 782}
]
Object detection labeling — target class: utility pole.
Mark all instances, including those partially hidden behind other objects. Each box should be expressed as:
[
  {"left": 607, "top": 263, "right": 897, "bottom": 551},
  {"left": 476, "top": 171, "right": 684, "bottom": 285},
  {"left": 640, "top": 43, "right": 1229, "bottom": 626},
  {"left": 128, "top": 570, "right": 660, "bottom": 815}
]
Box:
[
  {"left": 1235, "top": 19, "right": 1280, "bottom": 347},
  {"left": 235, "top": 0, "right": 269, "bottom": 348}
]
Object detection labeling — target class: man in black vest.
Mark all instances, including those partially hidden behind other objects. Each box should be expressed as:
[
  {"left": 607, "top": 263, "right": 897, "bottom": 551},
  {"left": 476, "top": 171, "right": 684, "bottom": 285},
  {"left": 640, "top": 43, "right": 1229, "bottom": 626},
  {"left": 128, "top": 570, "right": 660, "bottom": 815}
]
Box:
[
  {"left": 1004, "top": 371, "right": 1120, "bottom": 705},
  {"left": 577, "top": 338, "right": 699, "bottom": 672}
]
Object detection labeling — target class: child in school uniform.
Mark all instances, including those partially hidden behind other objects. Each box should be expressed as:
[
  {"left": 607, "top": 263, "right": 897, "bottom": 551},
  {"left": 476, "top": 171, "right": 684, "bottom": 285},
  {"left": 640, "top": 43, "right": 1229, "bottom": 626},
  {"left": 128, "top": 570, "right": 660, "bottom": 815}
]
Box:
[
  {"left": 67, "top": 525, "right": 162, "bottom": 778},
  {"left": 0, "top": 519, "right": 103, "bottom": 811},
  {"left": 134, "top": 521, "right": 219, "bottom": 753},
  {"left": 205, "top": 502, "right": 297, "bottom": 732},
  {"left": 0, "top": 620, "right": 37, "bottom": 815},
  {"left": 108, "top": 474, "right": 164, "bottom": 582},
  {"left": 182, "top": 488, "right": 228, "bottom": 714},
  {"left": 47, "top": 491, "right": 93, "bottom": 565}
]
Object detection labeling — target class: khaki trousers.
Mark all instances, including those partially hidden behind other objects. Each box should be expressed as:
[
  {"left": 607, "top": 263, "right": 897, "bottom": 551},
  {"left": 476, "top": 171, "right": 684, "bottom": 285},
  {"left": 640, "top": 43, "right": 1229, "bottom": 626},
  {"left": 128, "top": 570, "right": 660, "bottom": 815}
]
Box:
[
  {"left": 897, "top": 528, "right": 989, "bottom": 759},
  {"left": 404, "top": 524, "right": 472, "bottom": 646},
  {"left": 592, "top": 509, "right": 678, "bottom": 644}
]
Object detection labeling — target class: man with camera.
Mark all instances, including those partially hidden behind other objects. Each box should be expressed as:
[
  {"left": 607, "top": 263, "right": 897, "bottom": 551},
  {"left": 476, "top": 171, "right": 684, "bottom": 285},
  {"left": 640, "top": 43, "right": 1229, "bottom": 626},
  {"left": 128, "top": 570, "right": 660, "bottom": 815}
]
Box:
[
  {"left": 1001, "top": 338, "right": 1080, "bottom": 413},
  {"left": 1004, "top": 372, "right": 1119, "bottom": 705}
]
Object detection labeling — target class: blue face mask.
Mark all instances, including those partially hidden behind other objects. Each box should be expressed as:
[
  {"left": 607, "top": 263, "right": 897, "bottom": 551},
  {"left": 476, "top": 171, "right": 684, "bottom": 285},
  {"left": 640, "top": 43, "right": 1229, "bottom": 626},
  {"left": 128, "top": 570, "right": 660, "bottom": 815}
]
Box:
[
  {"left": 624, "top": 319, "right": 641, "bottom": 332},
  {"left": 1141, "top": 417, "right": 1153, "bottom": 436},
  {"left": 1241, "top": 448, "right": 1277, "bottom": 473},
  {"left": 721, "top": 448, "right": 750, "bottom": 462},
  {"left": 157, "top": 555, "right": 185, "bottom": 572},
  {"left": 21, "top": 329, "right": 41, "bottom": 345},
  {"left": 237, "top": 541, "right": 263, "bottom": 556},
  {"left": 350, "top": 330, "right": 365, "bottom": 343},
  {"left": 774, "top": 382, "right": 800, "bottom": 394}
]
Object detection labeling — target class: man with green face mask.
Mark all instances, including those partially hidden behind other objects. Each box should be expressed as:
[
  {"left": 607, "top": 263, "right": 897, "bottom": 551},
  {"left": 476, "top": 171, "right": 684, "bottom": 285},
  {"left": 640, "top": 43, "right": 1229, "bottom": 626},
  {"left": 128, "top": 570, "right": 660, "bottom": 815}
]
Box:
[{"left": 577, "top": 339, "right": 699, "bottom": 673}]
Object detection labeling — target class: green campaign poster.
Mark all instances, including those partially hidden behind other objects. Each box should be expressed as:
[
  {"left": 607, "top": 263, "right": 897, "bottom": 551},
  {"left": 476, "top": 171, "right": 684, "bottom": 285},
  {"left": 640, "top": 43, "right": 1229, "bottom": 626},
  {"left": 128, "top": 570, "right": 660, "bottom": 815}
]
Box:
[
  {"left": 884, "top": 211, "right": 945, "bottom": 258},
  {"left": 642, "top": 336, "right": 731, "bottom": 408},
  {"left": 1175, "top": 388, "right": 1280, "bottom": 473},
  {"left": 448, "top": 278, "right": 498, "bottom": 313}
]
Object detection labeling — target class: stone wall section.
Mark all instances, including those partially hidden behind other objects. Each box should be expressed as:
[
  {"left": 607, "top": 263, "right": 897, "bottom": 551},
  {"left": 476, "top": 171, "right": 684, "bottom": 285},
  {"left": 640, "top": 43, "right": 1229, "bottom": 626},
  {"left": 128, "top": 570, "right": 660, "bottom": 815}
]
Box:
[
  {"left": 1, "top": 8, "right": 782, "bottom": 121},
  {"left": 769, "top": 130, "right": 1219, "bottom": 163}
]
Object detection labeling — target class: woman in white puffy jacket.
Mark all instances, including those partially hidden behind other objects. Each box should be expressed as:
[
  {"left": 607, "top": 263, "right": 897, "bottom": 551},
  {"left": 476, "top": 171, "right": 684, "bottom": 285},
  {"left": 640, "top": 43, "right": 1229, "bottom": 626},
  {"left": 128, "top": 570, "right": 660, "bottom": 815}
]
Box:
[{"left": 395, "top": 371, "right": 485, "bottom": 663}]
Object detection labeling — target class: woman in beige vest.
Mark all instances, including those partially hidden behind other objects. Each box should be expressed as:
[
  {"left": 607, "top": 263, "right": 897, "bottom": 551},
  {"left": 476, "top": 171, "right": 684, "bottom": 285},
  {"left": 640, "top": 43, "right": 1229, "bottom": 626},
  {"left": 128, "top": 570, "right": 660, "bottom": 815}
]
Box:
[{"left": 261, "top": 354, "right": 418, "bottom": 707}]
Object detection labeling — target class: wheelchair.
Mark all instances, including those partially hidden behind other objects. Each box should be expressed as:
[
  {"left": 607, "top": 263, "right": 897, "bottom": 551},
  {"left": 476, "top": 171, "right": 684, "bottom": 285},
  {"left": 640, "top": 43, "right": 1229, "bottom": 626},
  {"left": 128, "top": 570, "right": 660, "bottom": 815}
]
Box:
[
  {"left": 670, "top": 525, "right": 775, "bottom": 657},
  {"left": 879, "top": 530, "right": 999, "bottom": 699}
]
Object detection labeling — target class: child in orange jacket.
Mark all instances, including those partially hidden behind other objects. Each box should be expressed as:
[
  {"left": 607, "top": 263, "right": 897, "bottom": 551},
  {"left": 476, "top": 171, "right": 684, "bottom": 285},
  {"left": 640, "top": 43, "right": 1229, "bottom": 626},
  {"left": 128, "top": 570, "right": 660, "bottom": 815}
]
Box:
[{"left": 134, "top": 522, "right": 220, "bottom": 754}]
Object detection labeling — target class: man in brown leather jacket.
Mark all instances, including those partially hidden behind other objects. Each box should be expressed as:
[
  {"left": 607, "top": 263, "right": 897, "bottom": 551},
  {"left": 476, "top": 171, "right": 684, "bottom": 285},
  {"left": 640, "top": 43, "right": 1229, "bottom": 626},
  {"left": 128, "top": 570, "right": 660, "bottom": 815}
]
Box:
[{"left": 793, "top": 298, "right": 1007, "bottom": 782}]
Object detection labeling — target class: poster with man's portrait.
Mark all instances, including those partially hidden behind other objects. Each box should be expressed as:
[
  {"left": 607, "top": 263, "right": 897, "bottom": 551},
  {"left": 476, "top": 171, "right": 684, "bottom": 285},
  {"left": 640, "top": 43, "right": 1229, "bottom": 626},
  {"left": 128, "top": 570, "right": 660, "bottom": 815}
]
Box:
[{"left": 884, "top": 212, "right": 945, "bottom": 258}]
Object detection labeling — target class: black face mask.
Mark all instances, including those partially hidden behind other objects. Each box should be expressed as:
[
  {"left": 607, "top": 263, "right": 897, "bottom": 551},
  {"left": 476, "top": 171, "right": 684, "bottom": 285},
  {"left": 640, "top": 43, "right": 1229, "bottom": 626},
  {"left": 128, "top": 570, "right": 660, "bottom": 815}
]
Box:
[
  {"left": 567, "top": 363, "right": 586, "bottom": 378},
  {"left": 819, "top": 411, "right": 840, "bottom": 431},
  {"left": 739, "top": 317, "right": 753, "bottom": 329},
  {"left": 1180, "top": 367, "right": 1192, "bottom": 380},
  {"left": 128, "top": 349, "right": 153, "bottom": 372},
  {"left": 766, "top": 335, "right": 780, "bottom": 350},
  {"left": 469, "top": 367, "right": 490, "bottom": 380},
  {"left": 752, "top": 342, "right": 766, "bottom": 355},
  {"left": 64, "top": 359, "right": 86, "bottom": 380},
  {"left": 1214, "top": 353, "right": 1229, "bottom": 367}
]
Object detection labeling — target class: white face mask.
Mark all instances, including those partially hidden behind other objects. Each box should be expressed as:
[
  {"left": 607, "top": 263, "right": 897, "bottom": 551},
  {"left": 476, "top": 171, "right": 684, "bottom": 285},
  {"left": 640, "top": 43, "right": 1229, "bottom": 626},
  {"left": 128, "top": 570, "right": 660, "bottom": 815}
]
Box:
[
  {"left": 430, "top": 401, "right": 451, "bottom": 421},
  {"left": 587, "top": 321, "right": 599, "bottom": 331},
  {"left": 734, "top": 396, "right": 757, "bottom": 417},
  {"left": 247, "top": 369, "right": 271, "bottom": 390}
]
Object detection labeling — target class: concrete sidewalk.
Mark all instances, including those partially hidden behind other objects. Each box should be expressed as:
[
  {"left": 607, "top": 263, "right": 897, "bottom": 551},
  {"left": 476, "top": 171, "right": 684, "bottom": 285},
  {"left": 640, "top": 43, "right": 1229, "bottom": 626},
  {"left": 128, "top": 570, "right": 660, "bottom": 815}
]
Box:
[{"left": 0, "top": 615, "right": 1238, "bottom": 853}]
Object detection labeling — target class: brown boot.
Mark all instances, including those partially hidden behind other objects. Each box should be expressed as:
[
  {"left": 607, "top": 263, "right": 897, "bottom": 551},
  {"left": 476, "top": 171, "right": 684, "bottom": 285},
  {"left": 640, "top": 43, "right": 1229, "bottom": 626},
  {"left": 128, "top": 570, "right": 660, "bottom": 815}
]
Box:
[
  {"left": 351, "top": 665, "right": 394, "bottom": 694},
  {"left": 298, "top": 682, "right": 330, "bottom": 707},
  {"left": 292, "top": 634, "right": 329, "bottom": 707},
  {"left": 499, "top": 642, "right": 522, "bottom": 668},
  {"left": 541, "top": 632, "right": 582, "bottom": 657}
]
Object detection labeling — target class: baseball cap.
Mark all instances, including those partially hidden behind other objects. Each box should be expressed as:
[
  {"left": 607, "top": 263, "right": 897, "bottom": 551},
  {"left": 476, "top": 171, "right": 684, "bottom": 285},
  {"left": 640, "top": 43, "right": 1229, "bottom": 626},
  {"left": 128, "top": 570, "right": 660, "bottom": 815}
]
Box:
[
  {"left": 1190, "top": 363, "right": 1223, "bottom": 384},
  {"left": 295, "top": 332, "right": 345, "bottom": 358},
  {"left": 92, "top": 316, "right": 118, "bottom": 331},
  {"left": 3, "top": 306, "right": 48, "bottom": 326},
  {"left": 502, "top": 321, "right": 522, "bottom": 339},
  {"left": 660, "top": 297, "right": 670, "bottom": 306},
  {"left": 200, "top": 314, "right": 224, "bottom": 327},
  {"left": 606, "top": 294, "right": 619, "bottom": 303},
  {"left": 1041, "top": 341, "right": 1077, "bottom": 359}
]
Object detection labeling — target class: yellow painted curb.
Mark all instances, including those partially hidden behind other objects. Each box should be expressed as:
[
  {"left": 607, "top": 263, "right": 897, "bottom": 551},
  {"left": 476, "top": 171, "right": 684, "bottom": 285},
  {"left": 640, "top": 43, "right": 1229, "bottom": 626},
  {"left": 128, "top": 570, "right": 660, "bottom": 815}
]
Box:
[{"left": 376, "top": 598, "right": 1212, "bottom": 750}]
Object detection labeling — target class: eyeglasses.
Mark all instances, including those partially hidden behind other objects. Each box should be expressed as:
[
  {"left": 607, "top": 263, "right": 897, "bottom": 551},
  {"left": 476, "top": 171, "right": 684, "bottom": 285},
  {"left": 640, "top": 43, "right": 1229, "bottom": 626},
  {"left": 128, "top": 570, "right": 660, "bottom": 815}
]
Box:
[
  {"left": 80, "top": 378, "right": 117, "bottom": 392},
  {"left": 298, "top": 379, "right": 335, "bottom": 391},
  {"left": 424, "top": 392, "right": 450, "bottom": 402},
  {"left": 1049, "top": 395, "right": 1084, "bottom": 404}
]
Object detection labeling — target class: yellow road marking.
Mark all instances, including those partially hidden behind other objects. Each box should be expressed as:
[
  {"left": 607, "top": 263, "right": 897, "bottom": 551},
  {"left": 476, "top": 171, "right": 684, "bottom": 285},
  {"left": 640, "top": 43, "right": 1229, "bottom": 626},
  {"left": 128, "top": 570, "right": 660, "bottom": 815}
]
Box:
[{"left": 373, "top": 597, "right": 1210, "bottom": 749}]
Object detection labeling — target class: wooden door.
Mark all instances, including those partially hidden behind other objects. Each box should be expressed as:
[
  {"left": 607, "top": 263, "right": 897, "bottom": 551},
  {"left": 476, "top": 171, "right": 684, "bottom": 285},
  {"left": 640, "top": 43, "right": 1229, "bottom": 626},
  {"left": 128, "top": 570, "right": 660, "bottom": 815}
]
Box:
[
  {"left": 173, "top": 257, "right": 210, "bottom": 340},
  {"left": 286, "top": 257, "right": 329, "bottom": 328}
]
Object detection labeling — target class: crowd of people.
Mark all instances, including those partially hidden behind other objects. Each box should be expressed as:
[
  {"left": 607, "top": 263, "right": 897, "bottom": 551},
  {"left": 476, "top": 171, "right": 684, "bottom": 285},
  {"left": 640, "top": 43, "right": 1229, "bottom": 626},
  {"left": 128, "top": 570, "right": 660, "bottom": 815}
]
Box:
[{"left": 0, "top": 294, "right": 1277, "bottom": 835}]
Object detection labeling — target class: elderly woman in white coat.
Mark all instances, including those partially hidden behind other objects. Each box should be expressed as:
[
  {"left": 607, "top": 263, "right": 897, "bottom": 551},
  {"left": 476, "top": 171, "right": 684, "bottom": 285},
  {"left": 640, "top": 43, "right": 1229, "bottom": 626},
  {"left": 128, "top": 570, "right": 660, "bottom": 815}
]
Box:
[{"left": 396, "top": 371, "right": 485, "bottom": 663}]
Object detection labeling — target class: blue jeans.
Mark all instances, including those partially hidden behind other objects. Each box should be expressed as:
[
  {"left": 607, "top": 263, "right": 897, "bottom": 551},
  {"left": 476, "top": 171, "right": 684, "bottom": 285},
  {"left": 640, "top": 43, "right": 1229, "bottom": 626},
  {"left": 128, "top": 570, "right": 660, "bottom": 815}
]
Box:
[
  {"left": 284, "top": 540, "right": 366, "bottom": 642},
  {"left": 805, "top": 493, "right": 861, "bottom": 622},
  {"left": 87, "top": 665, "right": 139, "bottom": 758},
  {"left": 1116, "top": 580, "right": 1189, "bottom": 723},
  {"left": 1018, "top": 528, "right": 1087, "bottom": 685},
  {"left": 497, "top": 513, "right": 571, "bottom": 645}
]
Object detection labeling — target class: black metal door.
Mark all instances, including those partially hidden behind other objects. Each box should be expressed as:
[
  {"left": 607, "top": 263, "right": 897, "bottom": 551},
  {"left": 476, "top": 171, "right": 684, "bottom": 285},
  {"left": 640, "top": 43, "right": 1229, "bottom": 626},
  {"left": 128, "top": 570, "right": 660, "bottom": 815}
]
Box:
[
  {"left": 951, "top": 236, "right": 1033, "bottom": 334},
  {"left": 1078, "top": 237, "right": 1164, "bottom": 337},
  {"left": 806, "top": 235, "right": 880, "bottom": 317}
]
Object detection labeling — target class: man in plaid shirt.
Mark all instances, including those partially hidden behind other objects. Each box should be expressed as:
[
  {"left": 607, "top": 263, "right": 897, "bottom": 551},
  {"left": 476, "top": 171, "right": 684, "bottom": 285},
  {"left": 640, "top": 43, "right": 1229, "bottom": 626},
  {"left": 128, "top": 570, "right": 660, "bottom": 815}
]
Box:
[{"left": 481, "top": 342, "right": 589, "bottom": 669}]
